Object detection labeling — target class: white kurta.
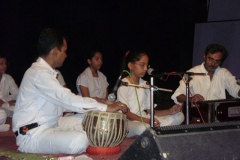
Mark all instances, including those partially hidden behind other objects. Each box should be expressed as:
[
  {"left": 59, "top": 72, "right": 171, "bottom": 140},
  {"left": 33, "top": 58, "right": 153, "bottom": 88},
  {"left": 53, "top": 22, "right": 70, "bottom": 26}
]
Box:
[
  {"left": 13, "top": 57, "right": 107, "bottom": 154},
  {"left": 171, "top": 63, "right": 240, "bottom": 105},
  {"left": 0, "top": 73, "right": 18, "bottom": 118},
  {"left": 117, "top": 78, "right": 184, "bottom": 137},
  {"left": 0, "top": 73, "right": 18, "bottom": 102},
  {"left": 56, "top": 69, "right": 66, "bottom": 86},
  {"left": 76, "top": 67, "right": 109, "bottom": 98}
]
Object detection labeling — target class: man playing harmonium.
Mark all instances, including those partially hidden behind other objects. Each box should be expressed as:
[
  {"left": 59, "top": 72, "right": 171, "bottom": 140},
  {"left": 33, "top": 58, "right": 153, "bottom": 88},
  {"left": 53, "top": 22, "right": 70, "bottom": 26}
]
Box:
[{"left": 171, "top": 44, "right": 240, "bottom": 107}]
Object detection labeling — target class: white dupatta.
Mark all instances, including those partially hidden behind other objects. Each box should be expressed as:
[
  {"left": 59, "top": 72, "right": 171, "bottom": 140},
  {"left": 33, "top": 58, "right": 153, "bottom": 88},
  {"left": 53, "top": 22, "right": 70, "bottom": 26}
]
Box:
[{"left": 84, "top": 67, "right": 107, "bottom": 98}]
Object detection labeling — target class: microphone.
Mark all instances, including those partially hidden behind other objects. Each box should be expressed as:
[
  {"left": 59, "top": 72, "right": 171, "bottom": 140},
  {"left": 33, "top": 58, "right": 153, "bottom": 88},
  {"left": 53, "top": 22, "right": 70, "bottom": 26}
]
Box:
[
  {"left": 148, "top": 68, "right": 207, "bottom": 77},
  {"left": 183, "top": 72, "right": 207, "bottom": 76},
  {"left": 147, "top": 68, "right": 164, "bottom": 80},
  {"left": 121, "top": 81, "right": 150, "bottom": 89},
  {"left": 121, "top": 81, "right": 173, "bottom": 92},
  {"left": 108, "top": 74, "right": 123, "bottom": 102}
]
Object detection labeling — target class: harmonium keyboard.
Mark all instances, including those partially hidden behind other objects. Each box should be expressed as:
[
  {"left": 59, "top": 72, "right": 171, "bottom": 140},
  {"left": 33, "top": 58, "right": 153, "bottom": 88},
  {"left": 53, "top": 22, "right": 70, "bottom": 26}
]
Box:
[{"left": 196, "top": 98, "right": 240, "bottom": 122}]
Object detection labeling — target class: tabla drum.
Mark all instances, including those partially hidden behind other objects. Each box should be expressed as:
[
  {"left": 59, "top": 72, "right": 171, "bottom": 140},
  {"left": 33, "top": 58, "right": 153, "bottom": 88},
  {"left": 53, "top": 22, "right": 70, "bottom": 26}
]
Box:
[{"left": 82, "top": 111, "right": 128, "bottom": 155}]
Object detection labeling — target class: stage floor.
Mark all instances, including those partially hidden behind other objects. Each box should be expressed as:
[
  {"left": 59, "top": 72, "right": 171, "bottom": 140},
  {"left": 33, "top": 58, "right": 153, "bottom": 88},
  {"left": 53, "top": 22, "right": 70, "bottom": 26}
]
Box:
[{"left": 0, "top": 118, "right": 137, "bottom": 160}]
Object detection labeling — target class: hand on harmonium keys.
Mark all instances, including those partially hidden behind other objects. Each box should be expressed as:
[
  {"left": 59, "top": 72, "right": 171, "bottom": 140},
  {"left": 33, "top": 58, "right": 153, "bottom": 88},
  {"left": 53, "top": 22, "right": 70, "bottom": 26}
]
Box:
[
  {"left": 190, "top": 94, "right": 205, "bottom": 103},
  {"left": 106, "top": 101, "right": 128, "bottom": 113}
]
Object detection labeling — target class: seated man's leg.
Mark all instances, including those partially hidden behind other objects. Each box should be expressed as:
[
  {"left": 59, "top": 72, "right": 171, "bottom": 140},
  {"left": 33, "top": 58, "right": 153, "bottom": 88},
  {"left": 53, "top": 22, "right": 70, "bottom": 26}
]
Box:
[
  {"left": 17, "top": 114, "right": 89, "bottom": 154},
  {"left": 126, "top": 120, "right": 148, "bottom": 138},
  {"left": 58, "top": 113, "right": 85, "bottom": 131},
  {"left": 156, "top": 112, "right": 185, "bottom": 126},
  {"left": 0, "top": 109, "right": 10, "bottom": 132},
  {"left": 1, "top": 102, "right": 14, "bottom": 117}
]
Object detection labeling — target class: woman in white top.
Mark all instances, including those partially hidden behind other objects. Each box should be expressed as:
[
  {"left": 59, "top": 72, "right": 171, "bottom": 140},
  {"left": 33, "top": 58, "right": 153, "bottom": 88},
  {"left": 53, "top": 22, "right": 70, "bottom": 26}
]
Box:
[
  {"left": 117, "top": 51, "right": 184, "bottom": 137},
  {"left": 56, "top": 69, "right": 67, "bottom": 87},
  {"left": 0, "top": 55, "right": 18, "bottom": 132},
  {"left": 76, "top": 50, "right": 109, "bottom": 104}
]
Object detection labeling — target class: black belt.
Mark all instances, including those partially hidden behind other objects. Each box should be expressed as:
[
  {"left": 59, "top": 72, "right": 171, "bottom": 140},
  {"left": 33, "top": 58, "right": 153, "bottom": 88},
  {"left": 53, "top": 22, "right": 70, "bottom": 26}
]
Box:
[{"left": 15, "top": 123, "right": 39, "bottom": 137}]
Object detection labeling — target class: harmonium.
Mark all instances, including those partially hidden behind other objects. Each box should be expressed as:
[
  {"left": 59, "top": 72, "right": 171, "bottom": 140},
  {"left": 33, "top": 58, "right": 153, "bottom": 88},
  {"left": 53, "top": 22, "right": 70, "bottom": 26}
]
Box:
[{"left": 197, "top": 98, "right": 240, "bottom": 123}]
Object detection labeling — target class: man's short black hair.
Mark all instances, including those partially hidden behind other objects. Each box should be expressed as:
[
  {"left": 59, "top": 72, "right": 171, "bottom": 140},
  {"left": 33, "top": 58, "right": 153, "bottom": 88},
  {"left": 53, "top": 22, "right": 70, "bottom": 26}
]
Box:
[
  {"left": 37, "top": 28, "right": 65, "bottom": 56},
  {"left": 205, "top": 44, "right": 228, "bottom": 62},
  {"left": 0, "top": 54, "right": 7, "bottom": 59}
]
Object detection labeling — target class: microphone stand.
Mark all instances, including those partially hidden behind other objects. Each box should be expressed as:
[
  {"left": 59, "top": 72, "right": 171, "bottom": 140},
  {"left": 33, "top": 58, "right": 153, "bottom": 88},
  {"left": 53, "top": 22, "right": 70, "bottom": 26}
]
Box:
[
  {"left": 183, "top": 74, "right": 192, "bottom": 125},
  {"left": 147, "top": 69, "right": 204, "bottom": 125},
  {"left": 150, "top": 77, "right": 154, "bottom": 128},
  {"left": 122, "top": 80, "right": 170, "bottom": 128},
  {"left": 169, "top": 72, "right": 203, "bottom": 124},
  {"left": 122, "top": 82, "right": 172, "bottom": 92}
]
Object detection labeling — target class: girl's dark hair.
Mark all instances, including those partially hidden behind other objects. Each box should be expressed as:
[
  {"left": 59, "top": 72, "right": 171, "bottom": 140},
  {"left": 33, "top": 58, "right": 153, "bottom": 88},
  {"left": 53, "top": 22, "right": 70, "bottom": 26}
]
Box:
[
  {"left": 121, "top": 51, "right": 148, "bottom": 78},
  {"left": 87, "top": 50, "right": 101, "bottom": 60},
  {"left": 84, "top": 50, "right": 102, "bottom": 67}
]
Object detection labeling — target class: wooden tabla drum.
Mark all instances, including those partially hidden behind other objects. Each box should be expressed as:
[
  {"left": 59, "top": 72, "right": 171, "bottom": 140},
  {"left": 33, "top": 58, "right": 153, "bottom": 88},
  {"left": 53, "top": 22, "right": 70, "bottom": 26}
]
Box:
[{"left": 82, "top": 111, "right": 128, "bottom": 155}]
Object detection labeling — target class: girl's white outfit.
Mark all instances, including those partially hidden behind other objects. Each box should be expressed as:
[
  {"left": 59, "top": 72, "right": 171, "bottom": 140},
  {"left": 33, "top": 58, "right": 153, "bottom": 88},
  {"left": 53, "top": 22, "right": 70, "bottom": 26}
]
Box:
[
  {"left": 76, "top": 67, "right": 108, "bottom": 98},
  {"left": 0, "top": 109, "right": 9, "bottom": 132},
  {"left": 117, "top": 77, "right": 184, "bottom": 137},
  {"left": 0, "top": 73, "right": 18, "bottom": 132},
  {"left": 56, "top": 69, "right": 66, "bottom": 86}
]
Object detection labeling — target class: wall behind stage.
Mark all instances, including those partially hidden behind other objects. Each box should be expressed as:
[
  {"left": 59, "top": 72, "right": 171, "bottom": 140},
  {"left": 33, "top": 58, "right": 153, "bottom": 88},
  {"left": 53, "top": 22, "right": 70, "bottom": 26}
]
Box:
[
  {"left": 193, "top": 21, "right": 240, "bottom": 79},
  {"left": 0, "top": 1, "right": 207, "bottom": 93},
  {"left": 193, "top": 0, "right": 240, "bottom": 79},
  {"left": 208, "top": 0, "right": 240, "bottom": 21}
]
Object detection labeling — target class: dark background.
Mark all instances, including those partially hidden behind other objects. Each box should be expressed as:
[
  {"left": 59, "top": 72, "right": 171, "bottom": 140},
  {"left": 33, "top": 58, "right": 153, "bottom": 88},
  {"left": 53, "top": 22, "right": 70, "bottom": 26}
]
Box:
[{"left": 0, "top": 0, "right": 208, "bottom": 94}]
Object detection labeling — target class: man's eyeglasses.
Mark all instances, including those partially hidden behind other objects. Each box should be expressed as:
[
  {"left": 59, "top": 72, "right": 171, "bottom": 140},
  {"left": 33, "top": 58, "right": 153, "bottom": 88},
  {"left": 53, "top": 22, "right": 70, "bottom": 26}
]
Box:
[
  {"left": 134, "top": 62, "right": 150, "bottom": 69},
  {"left": 207, "top": 57, "right": 221, "bottom": 65}
]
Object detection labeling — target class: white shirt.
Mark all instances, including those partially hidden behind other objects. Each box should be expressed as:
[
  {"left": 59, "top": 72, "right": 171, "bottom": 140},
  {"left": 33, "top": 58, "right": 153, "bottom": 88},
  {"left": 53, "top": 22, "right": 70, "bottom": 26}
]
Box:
[
  {"left": 0, "top": 73, "right": 18, "bottom": 102},
  {"left": 76, "top": 67, "right": 109, "bottom": 98},
  {"left": 12, "top": 57, "right": 107, "bottom": 131},
  {"left": 56, "top": 69, "right": 66, "bottom": 86},
  {"left": 117, "top": 78, "right": 150, "bottom": 117},
  {"left": 171, "top": 63, "right": 240, "bottom": 104}
]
